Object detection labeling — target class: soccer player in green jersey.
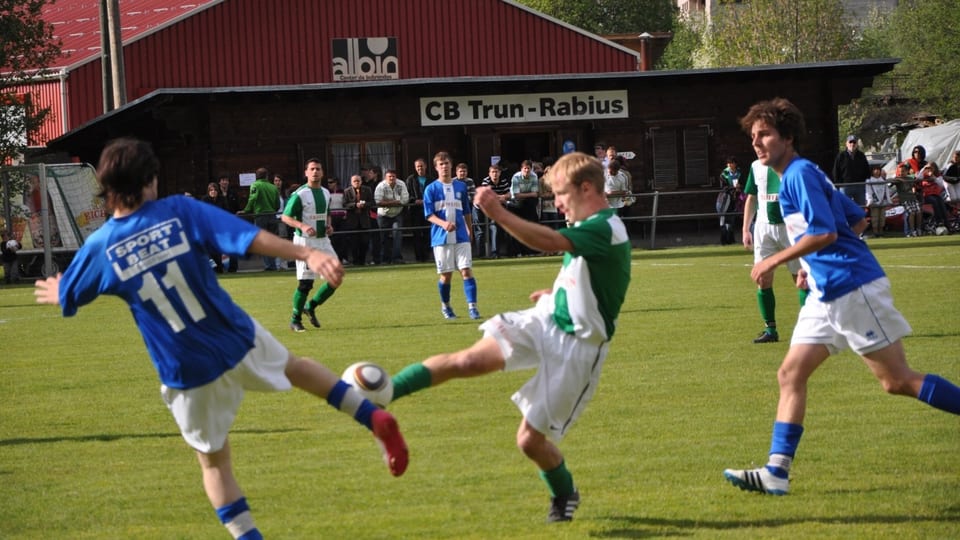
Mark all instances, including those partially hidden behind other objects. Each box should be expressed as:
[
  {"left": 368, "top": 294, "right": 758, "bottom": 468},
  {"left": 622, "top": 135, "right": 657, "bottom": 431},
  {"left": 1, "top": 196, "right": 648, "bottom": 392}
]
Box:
[
  {"left": 390, "top": 152, "right": 631, "bottom": 523},
  {"left": 281, "top": 158, "right": 338, "bottom": 332},
  {"left": 741, "top": 159, "right": 806, "bottom": 343}
]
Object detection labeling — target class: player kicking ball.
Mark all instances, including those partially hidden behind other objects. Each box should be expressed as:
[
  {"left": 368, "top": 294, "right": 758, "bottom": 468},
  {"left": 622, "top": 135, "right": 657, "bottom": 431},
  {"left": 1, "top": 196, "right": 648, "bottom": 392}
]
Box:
[
  {"left": 723, "top": 98, "right": 960, "bottom": 495},
  {"left": 34, "top": 138, "right": 408, "bottom": 539},
  {"left": 390, "top": 152, "right": 631, "bottom": 522}
]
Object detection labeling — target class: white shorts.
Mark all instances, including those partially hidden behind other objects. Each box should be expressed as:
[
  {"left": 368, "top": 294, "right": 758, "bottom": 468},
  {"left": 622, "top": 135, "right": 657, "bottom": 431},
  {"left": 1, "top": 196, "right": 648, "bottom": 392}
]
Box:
[
  {"left": 433, "top": 242, "right": 473, "bottom": 274},
  {"left": 791, "top": 277, "right": 912, "bottom": 356},
  {"left": 480, "top": 307, "right": 609, "bottom": 443},
  {"left": 754, "top": 221, "right": 801, "bottom": 275},
  {"left": 294, "top": 235, "right": 336, "bottom": 280},
  {"left": 161, "top": 321, "right": 292, "bottom": 453}
]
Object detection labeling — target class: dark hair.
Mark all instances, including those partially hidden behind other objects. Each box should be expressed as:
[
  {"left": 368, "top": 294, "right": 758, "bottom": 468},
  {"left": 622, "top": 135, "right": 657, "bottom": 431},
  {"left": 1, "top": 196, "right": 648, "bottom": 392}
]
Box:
[
  {"left": 305, "top": 157, "right": 323, "bottom": 168},
  {"left": 912, "top": 145, "right": 926, "bottom": 160},
  {"left": 255, "top": 167, "right": 269, "bottom": 180},
  {"left": 96, "top": 137, "right": 159, "bottom": 209},
  {"left": 725, "top": 156, "right": 738, "bottom": 165},
  {"left": 739, "top": 97, "right": 806, "bottom": 152}
]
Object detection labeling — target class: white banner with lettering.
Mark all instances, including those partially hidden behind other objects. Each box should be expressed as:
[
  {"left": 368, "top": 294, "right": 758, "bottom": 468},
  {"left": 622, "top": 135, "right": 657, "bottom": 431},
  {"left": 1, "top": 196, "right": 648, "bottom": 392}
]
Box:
[{"left": 420, "top": 90, "right": 628, "bottom": 126}]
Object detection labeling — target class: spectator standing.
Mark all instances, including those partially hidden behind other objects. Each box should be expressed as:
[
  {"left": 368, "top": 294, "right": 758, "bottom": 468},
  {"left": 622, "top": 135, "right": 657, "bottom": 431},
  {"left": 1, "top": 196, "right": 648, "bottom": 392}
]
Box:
[
  {"left": 509, "top": 160, "right": 540, "bottom": 256},
  {"left": 892, "top": 165, "right": 922, "bottom": 237},
  {"left": 864, "top": 164, "right": 894, "bottom": 238},
  {"left": 478, "top": 164, "right": 512, "bottom": 258},
  {"left": 362, "top": 166, "right": 382, "bottom": 265},
  {"left": 273, "top": 174, "right": 290, "bottom": 270},
  {"left": 2, "top": 231, "right": 20, "bottom": 284},
  {"left": 918, "top": 163, "right": 951, "bottom": 231},
  {"left": 423, "top": 152, "right": 480, "bottom": 320},
  {"left": 282, "top": 158, "right": 340, "bottom": 332},
  {"left": 375, "top": 169, "right": 410, "bottom": 264},
  {"left": 217, "top": 175, "right": 241, "bottom": 272},
  {"left": 405, "top": 158, "right": 434, "bottom": 263},
  {"left": 201, "top": 182, "right": 227, "bottom": 273},
  {"left": 326, "top": 177, "right": 349, "bottom": 264},
  {"left": 742, "top": 159, "right": 803, "bottom": 344},
  {"left": 343, "top": 174, "right": 374, "bottom": 266},
  {"left": 239, "top": 167, "right": 281, "bottom": 271},
  {"left": 539, "top": 164, "right": 560, "bottom": 229},
  {"left": 34, "top": 138, "right": 409, "bottom": 539},
  {"left": 941, "top": 150, "right": 960, "bottom": 211},
  {"left": 723, "top": 98, "right": 960, "bottom": 496},
  {"left": 390, "top": 151, "right": 631, "bottom": 522},
  {"left": 455, "top": 163, "right": 481, "bottom": 255},
  {"left": 604, "top": 159, "right": 631, "bottom": 217},
  {"left": 832, "top": 135, "right": 871, "bottom": 205},
  {"left": 717, "top": 157, "right": 742, "bottom": 245}
]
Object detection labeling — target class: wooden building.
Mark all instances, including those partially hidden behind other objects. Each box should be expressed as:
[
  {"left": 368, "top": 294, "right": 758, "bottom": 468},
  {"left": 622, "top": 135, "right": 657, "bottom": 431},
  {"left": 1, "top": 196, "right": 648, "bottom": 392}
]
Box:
[
  {"left": 47, "top": 59, "right": 897, "bottom": 217},
  {"left": 25, "top": 1, "right": 895, "bottom": 218}
]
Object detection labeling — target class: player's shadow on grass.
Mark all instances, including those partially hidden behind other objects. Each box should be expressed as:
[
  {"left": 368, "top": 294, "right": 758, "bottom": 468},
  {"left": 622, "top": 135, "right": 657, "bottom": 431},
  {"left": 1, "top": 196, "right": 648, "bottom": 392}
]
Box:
[
  {"left": 0, "top": 427, "right": 308, "bottom": 447},
  {"left": 591, "top": 513, "right": 960, "bottom": 537}
]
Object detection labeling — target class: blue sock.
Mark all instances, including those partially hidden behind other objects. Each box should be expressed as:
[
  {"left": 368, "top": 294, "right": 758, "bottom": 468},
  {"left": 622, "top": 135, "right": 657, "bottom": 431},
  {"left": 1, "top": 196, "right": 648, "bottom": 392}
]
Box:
[
  {"left": 438, "top": 281, "right": 451, "bottom": 304},
  {"left": 216, "top": 497, "right": 262, "bottom": 539},
  {"left": 766, "top": 421, "right": 804, "bottom": 479},
  {"left": 326, "top": 380, "right": 377, "bottom": 430},
  {"left": 463, "top": 277, "right": 477, "bottom": 304},
  {"left": 918, "top": 374, "right": 960, "bottom": 414}
]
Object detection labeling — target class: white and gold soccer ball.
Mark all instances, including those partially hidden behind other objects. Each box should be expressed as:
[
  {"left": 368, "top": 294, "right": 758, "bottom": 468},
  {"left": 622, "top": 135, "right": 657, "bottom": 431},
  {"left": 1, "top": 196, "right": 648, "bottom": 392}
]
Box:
[{"left": 341, "top": 361, "right": 394, "bottom": 408}]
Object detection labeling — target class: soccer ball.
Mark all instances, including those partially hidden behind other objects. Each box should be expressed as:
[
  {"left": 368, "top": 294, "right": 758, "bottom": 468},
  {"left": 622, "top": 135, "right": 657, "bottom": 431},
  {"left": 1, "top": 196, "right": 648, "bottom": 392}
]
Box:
[
  {"left": 341, "top": 361, "right": 394, "bottom": 408},
  {"left": 5, "top": 239, "right": 18, "bottom": 252}
]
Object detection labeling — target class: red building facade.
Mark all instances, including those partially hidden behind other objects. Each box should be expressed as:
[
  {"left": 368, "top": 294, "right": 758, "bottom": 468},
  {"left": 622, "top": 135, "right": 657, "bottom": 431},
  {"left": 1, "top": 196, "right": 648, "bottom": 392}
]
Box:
[{"left": 28, "top": 0, "right": 639, "bottom": 144}]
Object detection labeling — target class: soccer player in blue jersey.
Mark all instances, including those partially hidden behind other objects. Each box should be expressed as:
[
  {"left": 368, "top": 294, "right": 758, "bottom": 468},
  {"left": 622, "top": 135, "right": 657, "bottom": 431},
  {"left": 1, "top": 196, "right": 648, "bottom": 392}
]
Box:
[
  {"left": 391, "top": 152, "right": 631, "bottom": 522},
  {"left": 423, "top": 151, "right": 480, "bottom": 320},
  {"left": 723, "top": 98, "right": 960, "bottom": 495},
  {"left": 33, "top": 138, "right": 408, "bottom": 539}
]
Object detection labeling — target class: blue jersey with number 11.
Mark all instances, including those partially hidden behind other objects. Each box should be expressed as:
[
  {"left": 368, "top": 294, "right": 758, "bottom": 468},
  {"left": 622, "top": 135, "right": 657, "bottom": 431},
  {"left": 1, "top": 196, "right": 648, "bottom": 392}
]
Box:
[{"left": 58, "top": 196, "right": 261, "bottom": 389}]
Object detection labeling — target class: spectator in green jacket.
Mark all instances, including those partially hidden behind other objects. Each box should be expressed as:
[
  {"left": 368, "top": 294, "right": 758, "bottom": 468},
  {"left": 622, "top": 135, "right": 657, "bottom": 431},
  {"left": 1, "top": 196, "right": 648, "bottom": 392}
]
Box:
[{"left": 240, "top": 167, "right": 281, "bottom": 270}]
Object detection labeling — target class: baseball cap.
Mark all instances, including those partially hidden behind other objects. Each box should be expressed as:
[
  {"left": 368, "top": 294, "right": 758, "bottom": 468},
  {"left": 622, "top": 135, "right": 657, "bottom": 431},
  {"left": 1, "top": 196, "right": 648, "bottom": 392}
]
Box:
[{"left": 846, "top": 135, "right": 857, "bottom": 143}]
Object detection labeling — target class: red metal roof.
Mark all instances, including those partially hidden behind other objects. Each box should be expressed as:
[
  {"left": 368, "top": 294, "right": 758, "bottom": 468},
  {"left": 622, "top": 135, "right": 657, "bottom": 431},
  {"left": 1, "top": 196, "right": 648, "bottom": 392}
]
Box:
[
  {"left": 26, "top": 0, "right": 640, "bottom": 145},
  {"left": 42, "top": 0, "right": 221, "bottom": 71}
]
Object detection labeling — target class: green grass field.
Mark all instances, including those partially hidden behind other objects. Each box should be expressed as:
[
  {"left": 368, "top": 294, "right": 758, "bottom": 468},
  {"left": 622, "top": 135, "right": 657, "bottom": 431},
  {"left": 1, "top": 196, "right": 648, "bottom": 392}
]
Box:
[{"left": 1, "top": 237, "right": 958, "bottom": 539}]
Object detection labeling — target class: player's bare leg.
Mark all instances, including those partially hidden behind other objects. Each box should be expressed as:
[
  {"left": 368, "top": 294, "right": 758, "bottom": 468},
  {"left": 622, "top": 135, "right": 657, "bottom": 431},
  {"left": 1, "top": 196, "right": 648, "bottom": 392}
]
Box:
[
  {"left": 422, "top": 337, "right": 505, "bottom": 384},
  {"left": 198, "top": 440, "right": 262, "bottom": 538},
  {"left": 517, "top": 420, "right": 580, "bottom": 522}
]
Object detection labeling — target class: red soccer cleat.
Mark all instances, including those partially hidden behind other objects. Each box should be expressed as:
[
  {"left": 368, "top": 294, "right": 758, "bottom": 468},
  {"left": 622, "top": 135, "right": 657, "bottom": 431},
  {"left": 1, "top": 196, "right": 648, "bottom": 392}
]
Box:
[{"left": 371, "top": 409, "right": 409, "bottom": 477}]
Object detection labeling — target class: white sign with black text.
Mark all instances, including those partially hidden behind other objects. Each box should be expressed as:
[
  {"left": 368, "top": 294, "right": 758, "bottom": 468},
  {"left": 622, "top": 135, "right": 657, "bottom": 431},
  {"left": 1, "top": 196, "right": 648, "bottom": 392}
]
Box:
[{"left": 420, "top": 90, "right": 628, "bottom": 126}]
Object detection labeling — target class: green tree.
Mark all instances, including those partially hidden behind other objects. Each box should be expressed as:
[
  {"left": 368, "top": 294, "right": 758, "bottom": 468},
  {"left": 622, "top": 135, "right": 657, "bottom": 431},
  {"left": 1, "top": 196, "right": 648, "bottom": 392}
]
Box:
[
  {"left": 518, "top": 0, "right": 675, "bottom": 34},
  {"left": 703, "top": 0, "right": 857, "bottom": 67},
  {"left": 657, "top": 12, "right": 703, "bottom": 70},
  {"left": 888, "top": 0, "right": 960, "bottom": 119},
  {"left": 1, "top": 0, "right": 62, "bottom": 163}
]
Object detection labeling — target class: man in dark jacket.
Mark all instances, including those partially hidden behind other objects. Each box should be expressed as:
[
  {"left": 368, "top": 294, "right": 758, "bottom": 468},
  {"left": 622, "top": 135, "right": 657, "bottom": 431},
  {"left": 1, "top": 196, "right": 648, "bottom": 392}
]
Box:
[{"left": 832, "top": 135, "right": 871, "bottom": 205}]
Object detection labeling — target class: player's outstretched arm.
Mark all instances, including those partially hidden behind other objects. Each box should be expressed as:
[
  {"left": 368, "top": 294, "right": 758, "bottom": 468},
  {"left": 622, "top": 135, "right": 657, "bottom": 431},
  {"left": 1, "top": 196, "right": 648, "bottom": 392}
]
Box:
[
  {"left": 248, "top": 230, "right": 344, "bottom": 287},
  {"left": 34, "top": 273, "right": 63, "bottom": 306},
  {"left": 475, "top": 187, "right": 572, "bottom": 253}
]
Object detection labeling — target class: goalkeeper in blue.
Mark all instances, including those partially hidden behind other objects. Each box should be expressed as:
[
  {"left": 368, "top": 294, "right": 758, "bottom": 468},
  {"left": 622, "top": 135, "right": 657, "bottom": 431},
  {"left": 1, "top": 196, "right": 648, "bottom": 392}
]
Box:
[
  {"left": 34, "top": 138, "right": 409, "bottom": 539},
  {"left": 390, "top": 152, "right": 631, "bottom": 523},
  {"left": 723, "top": 98, "right": 960, "bottom": 496}
]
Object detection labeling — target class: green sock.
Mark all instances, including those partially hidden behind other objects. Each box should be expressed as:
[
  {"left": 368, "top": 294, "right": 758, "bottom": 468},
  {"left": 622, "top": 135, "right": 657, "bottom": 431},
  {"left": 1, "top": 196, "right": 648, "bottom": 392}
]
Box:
[
  {"left": 757, "top": 287, "right": 776, "bottom": 330},
  {"left": 312, "top": 282, "right": 337, "bottom": 307},
  {"left": 539, "top": 460, "right": 575, "bottom": 497},
  {"left": 292, "top": 289, "right": 307, "bottom": 319},
  {"left": 798, "top": 287, "right": 808, "bottom": 307},
  {"left": 390, "top": 363, "right": 433, "bottom": 401}
]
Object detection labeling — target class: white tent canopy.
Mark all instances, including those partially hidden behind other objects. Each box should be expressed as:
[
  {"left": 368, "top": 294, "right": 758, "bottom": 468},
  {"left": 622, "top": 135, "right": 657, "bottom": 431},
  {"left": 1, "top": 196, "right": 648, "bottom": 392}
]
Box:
[{"left": 884, "top": 119, "right": 960, "bottom": 174}]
